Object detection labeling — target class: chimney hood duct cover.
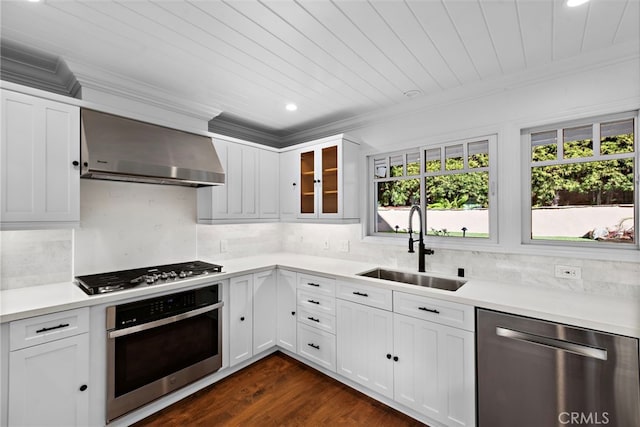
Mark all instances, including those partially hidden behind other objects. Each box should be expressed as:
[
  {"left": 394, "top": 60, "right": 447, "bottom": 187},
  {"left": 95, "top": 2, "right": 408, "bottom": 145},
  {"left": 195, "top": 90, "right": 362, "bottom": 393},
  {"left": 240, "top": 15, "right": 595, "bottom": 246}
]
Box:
[{"left": 80, "top": 109, "right": 225, "bottom": 187}]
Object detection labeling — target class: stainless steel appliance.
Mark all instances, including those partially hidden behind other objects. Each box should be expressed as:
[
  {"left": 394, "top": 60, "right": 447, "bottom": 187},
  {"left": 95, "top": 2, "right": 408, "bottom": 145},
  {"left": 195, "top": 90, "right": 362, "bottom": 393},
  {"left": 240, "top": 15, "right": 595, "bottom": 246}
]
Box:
[
  {"left": 477, "top": 308, "right": 640, "bottom": 427},
  {"left": 80, "top": 108, "right": 225, "bottom": 187},
  {"left": 75, "top": 260, "right": 223, "bottom": 295},
  {"left": 106, "top": 284, "right": 223, "bottom": 423}
]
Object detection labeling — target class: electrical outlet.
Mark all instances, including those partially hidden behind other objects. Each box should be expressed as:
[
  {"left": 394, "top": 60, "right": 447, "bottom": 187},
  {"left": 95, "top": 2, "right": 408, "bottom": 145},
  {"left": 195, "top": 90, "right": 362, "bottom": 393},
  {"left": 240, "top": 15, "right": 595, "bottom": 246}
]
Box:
[
  {"left": 220, "top": 239, "right": 228, "bottom": 253},
  {"left": 338, "top": 240, "right": 350, "bottom": 253},
  {"left": 554, "top": 264, "right": 581, "bottom": 279},
  {"left": 323, "top": 238, "right": 330, "bottom": 250}
]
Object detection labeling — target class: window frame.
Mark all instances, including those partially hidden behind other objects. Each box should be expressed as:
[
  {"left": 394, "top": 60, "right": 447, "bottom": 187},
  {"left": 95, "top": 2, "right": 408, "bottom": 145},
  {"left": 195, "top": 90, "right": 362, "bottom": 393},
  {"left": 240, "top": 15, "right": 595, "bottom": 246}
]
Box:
[
  {"left": 521, "top": 111, "right": 639, "bottom": 250},
  {"left": 368, "top": 134, "right": 498, "bottom": 245}
]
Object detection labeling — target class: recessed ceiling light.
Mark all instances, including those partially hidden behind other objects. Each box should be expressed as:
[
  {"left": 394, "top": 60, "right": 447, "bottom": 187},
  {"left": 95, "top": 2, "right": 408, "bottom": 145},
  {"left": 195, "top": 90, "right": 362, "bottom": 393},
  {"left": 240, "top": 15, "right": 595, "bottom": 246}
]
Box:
[
  {"left": 566, "top": 0, "right": 589, "bottom": 7},
  {"left": 285, "top": 103, "right": 298, "bottom": 111}
]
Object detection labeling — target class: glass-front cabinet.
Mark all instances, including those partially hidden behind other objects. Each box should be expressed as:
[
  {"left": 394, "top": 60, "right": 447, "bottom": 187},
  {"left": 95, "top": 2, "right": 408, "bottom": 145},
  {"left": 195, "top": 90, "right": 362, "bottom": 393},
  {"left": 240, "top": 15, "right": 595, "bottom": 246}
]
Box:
[{"left": 295, "top": 135, "right": 359, "bottom": 220}]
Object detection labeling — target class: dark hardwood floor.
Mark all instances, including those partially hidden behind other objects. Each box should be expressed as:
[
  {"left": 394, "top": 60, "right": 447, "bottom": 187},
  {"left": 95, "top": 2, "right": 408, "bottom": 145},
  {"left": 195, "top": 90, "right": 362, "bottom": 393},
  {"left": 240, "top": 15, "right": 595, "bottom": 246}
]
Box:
[{"left": 133, "top": 352, "right": 427, "bottom": 426}]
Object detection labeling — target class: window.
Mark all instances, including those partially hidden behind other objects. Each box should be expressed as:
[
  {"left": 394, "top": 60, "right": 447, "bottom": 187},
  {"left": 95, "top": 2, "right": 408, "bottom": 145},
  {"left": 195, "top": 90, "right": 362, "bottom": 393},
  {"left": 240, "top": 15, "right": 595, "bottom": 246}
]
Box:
[
  {"left": 371, "top": 136, "right": 497, "bottom": 242},
  {"left": 524, "top": 113, "right": 638, "bottom": 247}
]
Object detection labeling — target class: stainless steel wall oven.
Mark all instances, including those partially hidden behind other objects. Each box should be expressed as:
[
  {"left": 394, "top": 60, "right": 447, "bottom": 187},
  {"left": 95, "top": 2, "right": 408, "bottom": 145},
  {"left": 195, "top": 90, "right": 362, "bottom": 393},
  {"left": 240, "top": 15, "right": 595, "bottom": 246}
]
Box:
[{"left": 106, "top": 284, "right": 223, "bottom": 423}]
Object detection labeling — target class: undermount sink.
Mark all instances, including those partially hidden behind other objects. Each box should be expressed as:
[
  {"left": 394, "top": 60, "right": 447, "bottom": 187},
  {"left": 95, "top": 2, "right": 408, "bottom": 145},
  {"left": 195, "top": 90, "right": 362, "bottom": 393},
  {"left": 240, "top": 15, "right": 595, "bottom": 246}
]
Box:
[{"left": 358, "top": 268, "right": 466, "bottom": 291}]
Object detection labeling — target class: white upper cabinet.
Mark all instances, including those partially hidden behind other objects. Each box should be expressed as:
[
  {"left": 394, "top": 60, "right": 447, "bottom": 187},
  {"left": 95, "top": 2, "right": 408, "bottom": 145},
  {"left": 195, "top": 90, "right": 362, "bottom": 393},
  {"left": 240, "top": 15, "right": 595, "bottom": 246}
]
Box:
[
  {"left": 294, "top": 135, "right": 359, "bottom": 219},
  {"left": 197, "top": 137, "right": 279, "bottom": 223},
  {"left": 279, "top": 149, "right": 300, "bottom": 220},
  {"left": 1, "top": 90, "right": 80, "bottom": 229}
]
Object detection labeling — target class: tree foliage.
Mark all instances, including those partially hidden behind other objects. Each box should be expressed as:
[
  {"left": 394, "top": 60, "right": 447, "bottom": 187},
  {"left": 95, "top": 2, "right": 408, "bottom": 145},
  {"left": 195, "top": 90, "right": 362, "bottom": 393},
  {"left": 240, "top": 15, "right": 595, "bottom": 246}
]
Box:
[{"left": 531, "top": 134, "right": 634, "bottom": 207}]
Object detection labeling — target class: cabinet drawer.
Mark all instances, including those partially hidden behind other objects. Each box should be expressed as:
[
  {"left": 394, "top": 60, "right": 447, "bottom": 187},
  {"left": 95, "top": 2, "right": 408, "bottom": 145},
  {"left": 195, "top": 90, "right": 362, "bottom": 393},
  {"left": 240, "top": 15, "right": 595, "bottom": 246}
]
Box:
[
  {"left": 10, "top": 308, "right": 90, "bottom": 351},
  {"left": 297, "top": 290, "right": 336, "bottom": 315},
  {"left": 297, "top": 274, "right": 335, "bottom": 297},
  {"left": 297, "top": 323, "right": 336, "bottom": 372},
  {"left": 336, "top": 281, "right": 392, "bottom": 311},
  {"left": 297, "top": 307, "right": 336, "bottom": 334},
  {"left": 393, "top": 292, "right": 474, "bottom": 332}
]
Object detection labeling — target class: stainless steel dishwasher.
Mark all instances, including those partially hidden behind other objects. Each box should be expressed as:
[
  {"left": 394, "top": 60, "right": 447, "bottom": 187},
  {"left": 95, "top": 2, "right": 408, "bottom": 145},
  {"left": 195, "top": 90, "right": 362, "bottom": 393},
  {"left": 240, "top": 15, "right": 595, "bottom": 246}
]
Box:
[{"left": 477, "top": 308, "right": 639, "bottom": 427}]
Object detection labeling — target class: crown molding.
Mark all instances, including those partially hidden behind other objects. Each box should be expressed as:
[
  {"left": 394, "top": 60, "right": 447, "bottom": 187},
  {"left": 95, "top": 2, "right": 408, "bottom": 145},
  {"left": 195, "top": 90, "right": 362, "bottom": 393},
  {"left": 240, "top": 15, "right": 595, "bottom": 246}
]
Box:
[
  {"left": 66, "top": 60, "right": 223, "bottom": 124},
  {"left": 0, "top": 40, "right": 80, "bottom": 97},
  {"left": 208, "top": 115, "right": 283, "bottom": 148}
]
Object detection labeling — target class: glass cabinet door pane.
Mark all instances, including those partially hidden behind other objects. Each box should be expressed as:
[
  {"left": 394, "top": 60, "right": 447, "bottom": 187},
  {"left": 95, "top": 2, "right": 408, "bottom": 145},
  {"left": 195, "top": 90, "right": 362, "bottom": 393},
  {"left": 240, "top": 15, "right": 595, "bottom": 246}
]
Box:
[
  {"left": 300, "top": 150, "right": 315, "bottom": 214},
  {"left": 322, "top": 145, "right": 338, "bottom": 214}
]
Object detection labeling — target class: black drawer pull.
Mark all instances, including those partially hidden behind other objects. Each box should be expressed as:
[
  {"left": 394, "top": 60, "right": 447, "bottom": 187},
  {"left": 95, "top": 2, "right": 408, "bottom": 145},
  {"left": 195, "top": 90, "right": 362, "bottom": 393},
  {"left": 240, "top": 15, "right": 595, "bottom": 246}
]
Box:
[
  {"left": 79, "top": 384, "right": 88, "bottom": 392},
  {"left": 36, "top": 323, "right": 70, "bottom": 333},
  {"left": 308, "top": 299, "right": 320, "bottom": 305},
  {"left": 307, "top": 282, "right": 320, "bottom": 287},
  {"left": 308, "top": 343, "right": 320, "bottom": 350},
  {"left": 291, "top": 311, "right": 296, "bottom": 316},
  {"left": 386, "top": 353, "right": 392, "bottom": 359},
  {"left": 418, "top": 307, "right": 440, "bottom": 314},
  {"left": 393, "top": 356, "right": 399, "bottom": 362},
  {"left": 353, "top": 291, "right": 368, "bottom": 297},
  {"left": 307, "top": 316, "right": 320, "bottom": 323}
]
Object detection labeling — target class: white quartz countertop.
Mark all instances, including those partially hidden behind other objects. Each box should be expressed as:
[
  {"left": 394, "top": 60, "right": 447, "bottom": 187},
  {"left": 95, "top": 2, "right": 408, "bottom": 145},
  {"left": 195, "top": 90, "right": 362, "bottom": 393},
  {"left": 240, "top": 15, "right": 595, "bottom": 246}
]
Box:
[{"left": 1, "top": 253, "right": 639, "bottom": 338}]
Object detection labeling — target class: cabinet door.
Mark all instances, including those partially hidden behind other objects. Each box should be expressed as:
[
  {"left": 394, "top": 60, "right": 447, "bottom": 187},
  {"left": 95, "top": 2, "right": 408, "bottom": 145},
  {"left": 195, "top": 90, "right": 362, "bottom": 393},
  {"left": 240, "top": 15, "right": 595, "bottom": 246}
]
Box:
[
  {"left": 336, "top": 300, "right": 394, "bottom": 399},
  {"left": 393, "top": 313, "right": 475, "bottom": 426},
  {"left": 241, "top": 146, "right": 258, "bottom": 217},
  {"left": 229, "top": 274, "right": 253, "bottom": 367},
  {"left": 276, "top": 269, "right": 297, "bottom": 352},
  {"left": 1, "top": 91, "right": 80, "bottom": 226},
  {"left": 259, "top": 149, "right": 279, "bottom": 218},
  {"left": 9, "top": 333, "right": 89, "bottom": 426},
  {"left": 319, "top": 144, "right": 340, "bottom": 217},
  {"left": 279, "top": 150, "right": 299, "bottom": 219},
  {"left": 393, "top": 313, "right": 444, "bottom": 421},
  {"left": 253, "top": 269, "right": 277, "bottom": 354},
  {"left": 299, "top": 148, "right": 316, "bottom": 218}
]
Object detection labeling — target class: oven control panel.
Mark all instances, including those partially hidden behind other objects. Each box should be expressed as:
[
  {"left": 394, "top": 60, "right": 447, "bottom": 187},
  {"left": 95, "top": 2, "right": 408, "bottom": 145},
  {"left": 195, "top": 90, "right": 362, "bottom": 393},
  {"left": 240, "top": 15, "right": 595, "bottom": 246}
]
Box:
[{"left": 111, "top": 284, "right": 220, "bottom": 330}]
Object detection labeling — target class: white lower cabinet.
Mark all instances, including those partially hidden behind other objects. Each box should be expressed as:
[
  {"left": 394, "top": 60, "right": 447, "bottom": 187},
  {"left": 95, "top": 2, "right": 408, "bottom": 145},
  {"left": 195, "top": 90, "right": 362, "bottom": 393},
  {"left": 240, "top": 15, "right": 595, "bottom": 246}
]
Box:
[
  {"left": 336, "top": 288, "right": 475, "bottom": 427},
  {"left": 229, "top": 270, "right": 278, "bottom": 367},
  {"left": 229, "top": 274, "right": 254, "bottom": 367},
  {"left": 8, "top": 309, "right": 90, "bottom": 427},
  {"left": 253, "top": 269, "right": 277, "bottom": 354},
  {"left": 336, "top": 299, "right": 394, "bottom": 399},
  {"left": 276, "top": 269, "right": 297, "bottom": 352},
  {"left": 393, "top": 313, "right": 475, "bottom": 427}
]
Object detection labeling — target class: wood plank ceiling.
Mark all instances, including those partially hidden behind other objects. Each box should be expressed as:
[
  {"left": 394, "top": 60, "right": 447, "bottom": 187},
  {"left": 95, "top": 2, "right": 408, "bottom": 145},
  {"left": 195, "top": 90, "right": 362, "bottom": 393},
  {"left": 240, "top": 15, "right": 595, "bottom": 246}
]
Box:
[{"left": 1, "top": 0, "right": 638, "bottom": 138}]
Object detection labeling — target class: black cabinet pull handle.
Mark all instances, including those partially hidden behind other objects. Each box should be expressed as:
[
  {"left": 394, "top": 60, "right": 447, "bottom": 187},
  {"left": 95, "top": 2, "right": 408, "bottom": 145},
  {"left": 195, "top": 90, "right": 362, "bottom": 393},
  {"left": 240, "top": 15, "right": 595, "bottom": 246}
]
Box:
[
  {"left": 418, "top": 307, "right": 440, "bottom": 314},
  {"left": 386, "top": 354, "right": 392, "bottom": 359},
  {"left": 79, "top": 384, "right": 88, "bottom": 392},
  {"left": 36, "top": 323, "right": 69, "bottom": 333},
  {"left": 83, "top": 162, "right": 88, "bottom": 167},
  {"left": 307, "top": 282, "right": 320, "bottom": 287},
  {"left": 240, "top": 316, "right": 245, "bottom": 321},
  {"left": 353, "top": 291, "right": 368, "bottom": 297},
  {"left": 308, "top": 299, "right": 320, "bottom": 305},
  {"left": 72, "top": 161, "right": 79, "bottom": 167},
  {"left": 291, "top": 311, "right": 296, "bottom": 316},
  {"left": 292, "top": 182, "right": 297, "bottom": 186},
  {"left": 393, "top": 356, "right": 399, "bottom": 362},
  {"left": 308, "top": 343, "right": 320, "bottom": 350},
  {"left": 307, "top": 316, "right": 320, "bottom": 323}
]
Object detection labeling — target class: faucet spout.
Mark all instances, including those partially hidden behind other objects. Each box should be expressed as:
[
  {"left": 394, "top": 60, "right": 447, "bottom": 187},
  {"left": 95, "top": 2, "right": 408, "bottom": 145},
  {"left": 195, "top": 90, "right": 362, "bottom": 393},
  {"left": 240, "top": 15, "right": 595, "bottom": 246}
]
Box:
[{"left": 408, "top": 205, "right": 426, "bottom": 272}]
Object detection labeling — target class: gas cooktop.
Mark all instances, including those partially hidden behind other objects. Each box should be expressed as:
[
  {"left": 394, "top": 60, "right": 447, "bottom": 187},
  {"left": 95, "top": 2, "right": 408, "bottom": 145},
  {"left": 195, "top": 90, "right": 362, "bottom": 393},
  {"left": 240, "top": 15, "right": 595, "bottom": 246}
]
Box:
[{"left": 75, "top": 260, "right": 223, "bottom": 295}]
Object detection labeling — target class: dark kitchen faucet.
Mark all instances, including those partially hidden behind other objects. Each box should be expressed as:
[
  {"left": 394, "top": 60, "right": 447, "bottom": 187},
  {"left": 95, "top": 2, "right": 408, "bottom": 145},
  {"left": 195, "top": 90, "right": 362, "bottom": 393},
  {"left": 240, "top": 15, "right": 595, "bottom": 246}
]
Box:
[{"left": 408, "top": 205, "right": 434, "bottom": 273}]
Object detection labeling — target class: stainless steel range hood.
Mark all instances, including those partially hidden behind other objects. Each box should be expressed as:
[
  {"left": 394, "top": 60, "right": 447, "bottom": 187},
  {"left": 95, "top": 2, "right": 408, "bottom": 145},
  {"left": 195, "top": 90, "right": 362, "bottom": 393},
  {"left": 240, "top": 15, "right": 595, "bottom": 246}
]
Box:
[{"left": 80, "top": 109, "right": 225, "bottom": 187}]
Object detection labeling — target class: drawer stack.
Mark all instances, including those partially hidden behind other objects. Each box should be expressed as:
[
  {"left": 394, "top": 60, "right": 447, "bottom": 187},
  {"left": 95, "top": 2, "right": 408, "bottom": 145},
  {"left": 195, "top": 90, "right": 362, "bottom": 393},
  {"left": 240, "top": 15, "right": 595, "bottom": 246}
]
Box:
[{"left": 296, "top": 273, "right": 336, "bottom": 372}]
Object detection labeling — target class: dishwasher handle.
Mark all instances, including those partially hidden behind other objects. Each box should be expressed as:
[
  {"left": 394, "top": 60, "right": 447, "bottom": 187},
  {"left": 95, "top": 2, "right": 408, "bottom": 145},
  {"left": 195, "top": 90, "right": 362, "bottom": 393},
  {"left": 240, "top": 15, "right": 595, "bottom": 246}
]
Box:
[{"left": 496, "top": 326, "right": 608, "bottom": 361}]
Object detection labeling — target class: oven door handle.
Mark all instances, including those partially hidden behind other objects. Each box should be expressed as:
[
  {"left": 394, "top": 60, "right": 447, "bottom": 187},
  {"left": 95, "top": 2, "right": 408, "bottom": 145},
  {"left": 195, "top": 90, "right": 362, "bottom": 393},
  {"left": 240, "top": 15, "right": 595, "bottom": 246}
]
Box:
[{"left": 108, "top": 302, "right": 224, "bottom": 338}]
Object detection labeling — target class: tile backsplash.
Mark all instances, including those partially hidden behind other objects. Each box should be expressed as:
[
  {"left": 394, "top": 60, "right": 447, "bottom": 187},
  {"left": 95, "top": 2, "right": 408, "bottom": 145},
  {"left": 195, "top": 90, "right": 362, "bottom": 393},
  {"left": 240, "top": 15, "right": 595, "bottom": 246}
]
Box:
[{"left": 1, "top": 190, "right": 638, "bottom": 298}]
